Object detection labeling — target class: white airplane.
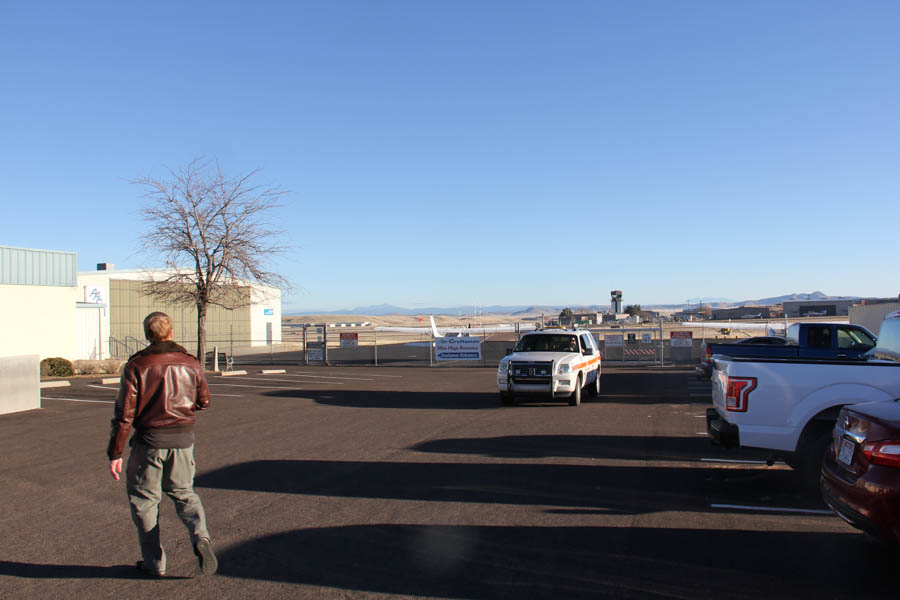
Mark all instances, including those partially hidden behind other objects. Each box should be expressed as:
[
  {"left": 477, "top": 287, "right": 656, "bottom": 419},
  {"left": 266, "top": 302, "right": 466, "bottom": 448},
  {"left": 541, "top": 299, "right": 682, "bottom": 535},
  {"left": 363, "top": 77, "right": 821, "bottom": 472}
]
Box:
[
  {"left": 803, "top": 310, "right": 828, "bottom": 317},
  {"left": 740, "top": 313, "right": 763, "bottom": 319},
  {"left": 377, "top": 316, "right": 535, "bottom": 345},
  {"left": 679, "top": 319, "right": 788, "bottom": 333}
]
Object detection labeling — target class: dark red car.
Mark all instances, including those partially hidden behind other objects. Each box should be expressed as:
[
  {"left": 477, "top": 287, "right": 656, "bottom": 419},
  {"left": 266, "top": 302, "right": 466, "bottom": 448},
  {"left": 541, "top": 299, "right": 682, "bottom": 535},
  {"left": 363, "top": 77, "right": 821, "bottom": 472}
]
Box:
[{"left": 821, "top": 399, "right": 900, "bottom": 544}]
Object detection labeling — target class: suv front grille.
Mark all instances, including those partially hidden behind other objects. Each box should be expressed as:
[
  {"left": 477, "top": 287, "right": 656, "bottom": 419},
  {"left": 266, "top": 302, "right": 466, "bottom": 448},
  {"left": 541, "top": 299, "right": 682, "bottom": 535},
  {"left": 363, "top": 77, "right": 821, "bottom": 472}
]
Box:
[{"left": 510, "top": 361, "right": 553, "bottom": 384}]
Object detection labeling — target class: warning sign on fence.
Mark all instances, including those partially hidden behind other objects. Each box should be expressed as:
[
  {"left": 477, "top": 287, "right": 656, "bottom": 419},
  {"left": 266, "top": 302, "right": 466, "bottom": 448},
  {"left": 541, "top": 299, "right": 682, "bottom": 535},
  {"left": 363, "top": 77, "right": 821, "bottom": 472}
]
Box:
[
  {"left": 340, "top": 332, "right": 358, "bottom": 348},
  {"left": 670, "top": 331, "right": 693, "bottom": 347}
]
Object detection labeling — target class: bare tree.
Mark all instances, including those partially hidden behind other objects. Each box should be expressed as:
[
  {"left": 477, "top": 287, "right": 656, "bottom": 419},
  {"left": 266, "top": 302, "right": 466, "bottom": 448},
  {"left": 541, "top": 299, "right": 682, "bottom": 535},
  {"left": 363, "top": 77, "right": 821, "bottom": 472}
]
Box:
[{"left": 134, "top": 158, "right": 289, "bottom": 364}]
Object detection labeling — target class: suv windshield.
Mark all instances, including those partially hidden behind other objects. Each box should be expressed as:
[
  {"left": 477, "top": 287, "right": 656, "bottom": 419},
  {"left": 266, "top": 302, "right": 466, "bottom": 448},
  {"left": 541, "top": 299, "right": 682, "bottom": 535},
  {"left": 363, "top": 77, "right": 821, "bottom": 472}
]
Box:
[{"left": 514, "top": 334, "right": 578, "bottom": 353}]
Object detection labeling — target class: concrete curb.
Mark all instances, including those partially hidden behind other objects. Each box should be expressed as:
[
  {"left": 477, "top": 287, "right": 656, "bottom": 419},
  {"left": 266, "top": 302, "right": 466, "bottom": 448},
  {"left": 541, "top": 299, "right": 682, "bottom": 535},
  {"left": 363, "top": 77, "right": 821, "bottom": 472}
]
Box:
[
  {"left": 259, "top": 369, "right": 287, "bottom": 374},
  {"left": 100, "top": 377, "right": 120, "bottom": 385},
  {"left": 40, "top": 381, "right": 71, "bottom": 389},
  {"left": 219, "top": 370, "right": 247, "bottom": 377}
]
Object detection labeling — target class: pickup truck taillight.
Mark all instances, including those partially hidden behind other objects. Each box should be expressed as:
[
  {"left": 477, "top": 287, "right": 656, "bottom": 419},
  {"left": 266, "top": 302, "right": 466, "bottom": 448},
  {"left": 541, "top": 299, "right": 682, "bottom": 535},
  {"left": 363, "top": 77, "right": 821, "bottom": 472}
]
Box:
[
  {"left": 725, "top": 377, "right": 757, "bottom": 412},
  {"left": 704, "top": 346, "right": 713, "bottom": 362},
  {"left": 861, "top": 440, "right": 900, "bottom": 468}
]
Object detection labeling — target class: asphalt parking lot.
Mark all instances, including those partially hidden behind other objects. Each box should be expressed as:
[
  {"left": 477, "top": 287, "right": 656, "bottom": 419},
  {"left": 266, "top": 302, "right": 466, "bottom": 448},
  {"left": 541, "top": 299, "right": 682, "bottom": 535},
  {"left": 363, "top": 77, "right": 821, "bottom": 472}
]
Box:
[{"left": 1, "top": 365, "right": 897, "bottom": 599}]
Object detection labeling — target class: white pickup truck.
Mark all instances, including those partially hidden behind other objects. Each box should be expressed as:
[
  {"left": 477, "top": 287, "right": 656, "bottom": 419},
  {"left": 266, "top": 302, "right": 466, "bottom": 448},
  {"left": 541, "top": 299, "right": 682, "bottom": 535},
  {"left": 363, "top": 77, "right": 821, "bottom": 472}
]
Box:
[
  {"left": 707, "top": 311, "right": 900, "bottom": 485},
  {"left": 497, "top": 328, "right": 601, "bottom": 406}
]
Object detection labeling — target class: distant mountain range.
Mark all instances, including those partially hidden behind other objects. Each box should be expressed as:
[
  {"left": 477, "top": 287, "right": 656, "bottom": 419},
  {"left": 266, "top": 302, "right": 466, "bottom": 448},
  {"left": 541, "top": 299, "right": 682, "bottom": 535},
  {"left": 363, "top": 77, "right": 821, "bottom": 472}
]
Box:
[{"left": 286, "top": 292, "right": 866, "bottom": 316}]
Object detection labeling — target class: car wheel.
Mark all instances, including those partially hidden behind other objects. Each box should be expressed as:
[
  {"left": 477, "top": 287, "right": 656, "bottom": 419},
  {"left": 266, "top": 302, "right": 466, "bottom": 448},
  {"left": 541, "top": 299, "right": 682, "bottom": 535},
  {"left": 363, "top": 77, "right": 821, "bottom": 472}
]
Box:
[
  {"left": 588, "top": 369, "right": 600, "bottom": 396},
  {"left": 500, "top": 392, "right": 514, "bottom": 406},
  {"left": 568, "top": 376, "right": 582, "bottom": 406}
]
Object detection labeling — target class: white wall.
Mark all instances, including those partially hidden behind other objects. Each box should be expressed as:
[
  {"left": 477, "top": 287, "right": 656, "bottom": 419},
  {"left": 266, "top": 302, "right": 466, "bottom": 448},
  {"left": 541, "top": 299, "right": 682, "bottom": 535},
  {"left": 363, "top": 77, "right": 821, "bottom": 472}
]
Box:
[
  {"left": 250, "top": 285, "right": 282, "bottom": 346},
  {"left": 76, "top": 304, "right": 105, "bottom": 360},
  {"left": 0, "top": 284, "right": 78, "bottom": 360},
  {"left": 0, "top": 355, "right": 40, "bottom": 415}
]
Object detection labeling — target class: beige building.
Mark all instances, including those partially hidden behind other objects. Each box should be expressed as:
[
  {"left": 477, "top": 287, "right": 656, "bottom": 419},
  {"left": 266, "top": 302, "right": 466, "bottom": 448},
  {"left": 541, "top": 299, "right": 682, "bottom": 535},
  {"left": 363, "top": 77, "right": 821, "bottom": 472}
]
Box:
[
  {"left": 850, "top": 299, "right": 900, "bottom": 337},
  {"left": 0, "top": 245, "right": 78, "bottom": 360},
  {"left": 77, "top": 265, "right": 282, "bottom": 359}
]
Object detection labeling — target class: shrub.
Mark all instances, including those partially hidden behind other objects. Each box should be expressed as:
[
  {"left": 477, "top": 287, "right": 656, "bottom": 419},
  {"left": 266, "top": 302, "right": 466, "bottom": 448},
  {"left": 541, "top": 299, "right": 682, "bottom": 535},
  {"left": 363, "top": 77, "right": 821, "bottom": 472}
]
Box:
[
  {"left": 74, "top": 359, "right": 125, "bottom": 375},
  {"left": 41, "top": 357, "right": 75, "bottom": 378}
]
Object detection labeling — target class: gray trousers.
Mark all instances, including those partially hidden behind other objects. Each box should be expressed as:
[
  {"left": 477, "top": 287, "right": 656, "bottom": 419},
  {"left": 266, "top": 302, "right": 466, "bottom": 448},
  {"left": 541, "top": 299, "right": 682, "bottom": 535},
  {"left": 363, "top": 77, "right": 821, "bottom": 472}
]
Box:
[{"left": 125, "top": 443, "right": 210, "bottom": 573}]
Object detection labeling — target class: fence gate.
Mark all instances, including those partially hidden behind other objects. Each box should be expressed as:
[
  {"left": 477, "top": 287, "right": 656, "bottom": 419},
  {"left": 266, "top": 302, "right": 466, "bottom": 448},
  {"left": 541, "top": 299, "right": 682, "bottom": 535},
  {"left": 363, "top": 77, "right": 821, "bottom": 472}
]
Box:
[
  {"left": 303, "top": 324, "right": 328, "bottom": 365},
  {"left": 596, "top": 328, "right": 662, "bottom": 363}
]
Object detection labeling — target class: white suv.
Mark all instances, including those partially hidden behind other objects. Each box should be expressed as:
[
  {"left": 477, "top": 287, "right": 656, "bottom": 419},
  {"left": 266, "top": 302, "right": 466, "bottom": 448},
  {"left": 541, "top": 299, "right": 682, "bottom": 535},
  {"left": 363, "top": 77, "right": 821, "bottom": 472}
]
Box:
[{"left": 497, "top": 329, "right": 601, "bottom": 406}]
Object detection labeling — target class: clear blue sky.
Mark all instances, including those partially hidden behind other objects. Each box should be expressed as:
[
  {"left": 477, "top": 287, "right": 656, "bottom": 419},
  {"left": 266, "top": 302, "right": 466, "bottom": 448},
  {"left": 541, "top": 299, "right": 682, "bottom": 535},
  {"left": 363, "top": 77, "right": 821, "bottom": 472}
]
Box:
[{"left": 2, "top": 1, "right": 898, "bottom": 312}]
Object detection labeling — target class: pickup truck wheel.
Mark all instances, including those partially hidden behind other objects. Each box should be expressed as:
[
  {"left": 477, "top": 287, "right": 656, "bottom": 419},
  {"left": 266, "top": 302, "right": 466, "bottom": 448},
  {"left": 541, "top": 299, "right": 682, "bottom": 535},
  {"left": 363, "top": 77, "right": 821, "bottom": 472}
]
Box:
[
  {"left": 799, "top": 429, "right": 833, "bottom": 491},
  {"left": 588, "top": 370, "right": 600, "bottom": 396},
  {"left": 568, "top": 376, "right": 582, "bottom": 406}
]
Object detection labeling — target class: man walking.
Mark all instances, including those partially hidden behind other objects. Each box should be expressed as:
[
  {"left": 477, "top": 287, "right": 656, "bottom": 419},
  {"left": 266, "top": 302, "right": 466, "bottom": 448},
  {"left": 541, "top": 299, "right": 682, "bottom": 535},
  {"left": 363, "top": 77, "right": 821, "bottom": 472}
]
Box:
[{"left": 107, "top": 311, "right": 217, "bottom": 577}]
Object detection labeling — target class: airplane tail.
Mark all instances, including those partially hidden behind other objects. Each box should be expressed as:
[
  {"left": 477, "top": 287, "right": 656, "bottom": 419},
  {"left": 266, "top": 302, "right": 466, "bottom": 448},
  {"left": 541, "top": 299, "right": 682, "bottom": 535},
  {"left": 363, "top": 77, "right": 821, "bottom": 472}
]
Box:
[{"left": 430, "top": 316, "right": 442, "bottom": 338}]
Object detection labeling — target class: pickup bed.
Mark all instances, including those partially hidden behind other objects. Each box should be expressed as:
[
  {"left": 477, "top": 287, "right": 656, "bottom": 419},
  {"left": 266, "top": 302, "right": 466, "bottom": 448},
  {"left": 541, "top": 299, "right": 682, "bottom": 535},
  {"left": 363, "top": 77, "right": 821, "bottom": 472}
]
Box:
[{"left": 706, "top": 313, "right": 900, "bottom": 486}]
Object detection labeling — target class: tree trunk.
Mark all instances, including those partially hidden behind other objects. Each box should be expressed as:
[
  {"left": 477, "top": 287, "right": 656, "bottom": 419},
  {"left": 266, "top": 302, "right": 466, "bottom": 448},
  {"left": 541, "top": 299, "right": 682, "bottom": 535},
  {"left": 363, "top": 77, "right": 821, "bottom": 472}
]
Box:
[{"left": 197, "top": 301, "right": 208, "bottom": 368}]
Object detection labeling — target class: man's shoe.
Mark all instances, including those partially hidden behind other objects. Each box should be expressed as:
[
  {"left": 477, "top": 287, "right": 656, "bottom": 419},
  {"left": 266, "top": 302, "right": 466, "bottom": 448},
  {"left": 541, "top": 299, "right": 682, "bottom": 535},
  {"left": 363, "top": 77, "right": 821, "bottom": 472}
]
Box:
[
  {"left": 194, "top": 537, "right": 218, "bottom": 575},
  {"left": 135, "top": 560, "right": 164, "bottom": 578}
]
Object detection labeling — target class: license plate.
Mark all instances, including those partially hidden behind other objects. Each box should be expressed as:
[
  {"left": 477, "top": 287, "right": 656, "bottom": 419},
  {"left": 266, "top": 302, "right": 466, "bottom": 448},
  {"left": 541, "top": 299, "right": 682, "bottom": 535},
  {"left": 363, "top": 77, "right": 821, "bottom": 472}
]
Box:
[{"left": 838, "top": 438, "right": 855, "bottom": 466}]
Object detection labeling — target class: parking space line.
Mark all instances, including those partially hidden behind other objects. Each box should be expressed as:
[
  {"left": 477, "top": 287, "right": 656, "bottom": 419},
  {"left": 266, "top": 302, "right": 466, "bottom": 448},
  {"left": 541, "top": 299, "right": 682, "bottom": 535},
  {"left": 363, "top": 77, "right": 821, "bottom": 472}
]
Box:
[
  {"left": 701, "top": 458, "right": 786, "bottom": 465},
  {"left": 275, "top": 371, "right": 405, "bottom": 379},
  {"left": 42, "top": 397, "right": 114, "bottom": 404},
  {"left": 253, "top": 374, "right": 374, "bottom": 382},
  {"left": 207, "top": 382, "right": 340, "bottom": 389},
  {"left": 87, "top": 385, "right": 118, "bottom": 391},
  {"left": 218, "top": 375, "right": 374, "bottom": 384},
  {"left": 710, "top": 504, "right": 833, "bottom": 515}
]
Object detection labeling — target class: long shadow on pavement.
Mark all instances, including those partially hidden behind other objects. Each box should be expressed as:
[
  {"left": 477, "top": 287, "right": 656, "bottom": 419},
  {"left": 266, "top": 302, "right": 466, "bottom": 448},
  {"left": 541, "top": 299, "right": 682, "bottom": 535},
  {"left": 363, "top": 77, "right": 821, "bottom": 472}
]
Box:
[
  {"left": 195, "top": 459, "right": 820, "bottom": 514},
  {"left": 265, "top": 389, "right": 503, "bottom": 410},
  {"left": 215, "top": 524, "right": 898, "bottom": 599},
  {"left": 411, "top": 434, "right": 771, "bottom": 462},
  {"left": 0, "top": 561, "right": 191, "bottom": 580}
]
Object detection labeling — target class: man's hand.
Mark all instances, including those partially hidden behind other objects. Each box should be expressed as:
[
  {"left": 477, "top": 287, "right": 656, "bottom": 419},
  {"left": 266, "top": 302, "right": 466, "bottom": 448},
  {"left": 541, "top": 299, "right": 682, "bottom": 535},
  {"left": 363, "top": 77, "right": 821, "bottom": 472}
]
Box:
[{"left": 109, "top": 458, "right": 123, "bottom": 481}]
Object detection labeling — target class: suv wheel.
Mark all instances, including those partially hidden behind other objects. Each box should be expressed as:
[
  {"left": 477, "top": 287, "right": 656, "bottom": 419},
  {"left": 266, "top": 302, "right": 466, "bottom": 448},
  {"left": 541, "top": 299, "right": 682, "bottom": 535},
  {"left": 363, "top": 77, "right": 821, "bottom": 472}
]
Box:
[
  {"left": 568, "top": 375, "right": 582, "bottom": 406},
  {"left": 588, "top": 370, "right": 600, "bottom": 396}
]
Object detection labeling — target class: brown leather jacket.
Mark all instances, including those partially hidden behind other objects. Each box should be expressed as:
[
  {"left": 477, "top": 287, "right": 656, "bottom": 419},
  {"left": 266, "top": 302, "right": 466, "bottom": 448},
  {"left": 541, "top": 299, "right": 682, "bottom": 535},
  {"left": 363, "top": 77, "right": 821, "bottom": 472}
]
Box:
[{"left": 107, "top": 341, "right": 211, "bottom": 459}]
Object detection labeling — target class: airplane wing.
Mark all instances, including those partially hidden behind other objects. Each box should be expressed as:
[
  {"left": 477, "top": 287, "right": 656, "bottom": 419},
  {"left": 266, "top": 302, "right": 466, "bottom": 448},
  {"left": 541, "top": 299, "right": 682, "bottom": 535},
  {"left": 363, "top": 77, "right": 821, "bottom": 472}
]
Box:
[
  {"left": 376, "top": 316, "right": 536, "bottom": 335},
  {"left": 679, "top": 321, "right": 787, "bottom": 331}
]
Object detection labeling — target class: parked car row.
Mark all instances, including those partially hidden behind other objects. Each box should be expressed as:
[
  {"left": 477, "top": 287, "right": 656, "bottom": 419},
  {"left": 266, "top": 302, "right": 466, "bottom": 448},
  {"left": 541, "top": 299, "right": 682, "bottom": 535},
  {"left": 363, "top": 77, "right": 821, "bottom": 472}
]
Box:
[{"left": 706, "top": 312, "right": 900, "bottom": 545}]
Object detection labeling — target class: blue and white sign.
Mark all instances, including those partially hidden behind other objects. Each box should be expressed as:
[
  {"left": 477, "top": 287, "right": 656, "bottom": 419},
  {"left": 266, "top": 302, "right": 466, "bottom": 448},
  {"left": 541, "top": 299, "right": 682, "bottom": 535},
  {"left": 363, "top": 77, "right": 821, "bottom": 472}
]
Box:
[
  {"left": 264, "top": 308, "right": 274, "bottom": 315},
  {"left": 87, "top": 286, "right": 105, "bottom": 304},
  {"left": 435, "top": 336, "right": 481, "bottom": 361}
]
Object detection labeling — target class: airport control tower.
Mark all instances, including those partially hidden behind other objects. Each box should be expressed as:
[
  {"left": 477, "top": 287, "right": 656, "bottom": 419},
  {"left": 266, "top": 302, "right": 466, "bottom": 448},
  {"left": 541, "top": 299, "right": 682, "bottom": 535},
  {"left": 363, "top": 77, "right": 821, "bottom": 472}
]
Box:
[{"left": 611, "top": 290, "right": 623, "bottom": 314}]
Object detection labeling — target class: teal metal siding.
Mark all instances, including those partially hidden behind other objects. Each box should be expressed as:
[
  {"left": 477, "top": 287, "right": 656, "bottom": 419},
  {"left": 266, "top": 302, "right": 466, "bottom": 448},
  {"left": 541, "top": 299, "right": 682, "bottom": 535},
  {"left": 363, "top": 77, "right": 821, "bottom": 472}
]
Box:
[{"left": 0, "top": 246, "right": 77, "bottom": 287}]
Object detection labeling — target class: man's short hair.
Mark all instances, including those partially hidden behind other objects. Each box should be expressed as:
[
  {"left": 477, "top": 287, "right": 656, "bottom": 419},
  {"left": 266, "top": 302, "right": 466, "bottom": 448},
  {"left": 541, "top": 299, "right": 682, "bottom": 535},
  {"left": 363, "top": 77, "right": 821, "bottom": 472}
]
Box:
[{"left": 143, "top": 312, "right": 173, "bottom": 343}]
